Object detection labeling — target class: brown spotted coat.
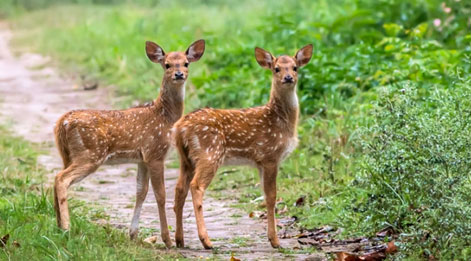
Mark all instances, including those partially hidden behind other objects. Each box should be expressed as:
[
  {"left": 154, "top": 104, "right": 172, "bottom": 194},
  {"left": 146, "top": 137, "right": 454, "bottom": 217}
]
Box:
[
  {"left": 53, "top": 39, "right": 205, "bottom": 248},
  {"left": 172, "top": 44, "right": 313, "bottom": 249}
]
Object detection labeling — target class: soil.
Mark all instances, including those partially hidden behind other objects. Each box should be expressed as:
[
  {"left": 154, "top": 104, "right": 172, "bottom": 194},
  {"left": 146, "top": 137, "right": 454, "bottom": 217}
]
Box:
[{"left": 0, "top": 24, "right": 326, "bottom": 260}]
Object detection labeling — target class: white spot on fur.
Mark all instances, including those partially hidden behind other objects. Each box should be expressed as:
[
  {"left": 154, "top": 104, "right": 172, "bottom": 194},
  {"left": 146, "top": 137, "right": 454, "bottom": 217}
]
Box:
[{"left": 191, "top": 135, "right": 201, "bottom": 150}]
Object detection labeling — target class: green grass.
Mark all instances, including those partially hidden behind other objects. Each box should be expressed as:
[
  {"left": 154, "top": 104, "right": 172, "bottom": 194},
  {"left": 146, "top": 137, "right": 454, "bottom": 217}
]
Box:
[
  {"left": 229, "top": 236, "right": 249, "bottom": 248},
  {"left": 0, "top": 127, "right": 181, "bottom": 260}
]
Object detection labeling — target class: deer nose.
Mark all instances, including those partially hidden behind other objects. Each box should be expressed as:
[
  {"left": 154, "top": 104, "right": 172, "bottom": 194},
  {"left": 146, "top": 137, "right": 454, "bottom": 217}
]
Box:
[
  {"left": 175, "top": 71, "right": 184, "bottom": 79},
  {"left": 283, "top": 75, "right": 293, "bottom": 83}
]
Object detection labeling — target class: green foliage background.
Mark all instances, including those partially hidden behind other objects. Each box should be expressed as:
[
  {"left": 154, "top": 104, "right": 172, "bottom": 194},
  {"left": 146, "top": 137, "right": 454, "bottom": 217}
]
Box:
[{"left": 2, "top": 0, "right": 471, "bottom": 259}]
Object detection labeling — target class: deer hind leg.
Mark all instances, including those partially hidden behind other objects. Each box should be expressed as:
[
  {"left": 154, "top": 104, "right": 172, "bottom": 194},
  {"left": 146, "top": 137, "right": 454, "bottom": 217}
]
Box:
[
  {"left": 261, "top": 163, "right": 280, "bottom": 248},
  {"left": 54, "top": 162, "right": 98, "bottom": 229},
  {"left": 174, "top": 160, "right": 193, "bottom": 248},
  {"left": 147, "top": 160, "right": 172, "bottom": 248},
  {"left": 129, "top": 163, "right": 149, "bottom": 240},
  {"left": 190, "top": 159, "right": 219, "bottom": 249}
]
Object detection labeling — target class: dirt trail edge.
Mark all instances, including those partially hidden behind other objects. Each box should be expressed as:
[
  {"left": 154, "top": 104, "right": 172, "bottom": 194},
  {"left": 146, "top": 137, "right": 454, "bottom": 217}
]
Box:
[{"left": 0, "top": 26, "right": 325, "bottom": 260}]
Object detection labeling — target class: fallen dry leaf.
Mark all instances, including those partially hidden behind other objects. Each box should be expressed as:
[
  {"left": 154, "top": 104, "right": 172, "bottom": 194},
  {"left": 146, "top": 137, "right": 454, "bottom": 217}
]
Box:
[
  {"left": 298, "top": 238, "right": 321, "bottom": 247},
  {"left": 385, "top": 241, "right": 397, "bottom": 254},
  {"left": 143, "top": 236, "right": 158, "bottom": 245},
  {"left": 0, "top": 234, "right": 9, "bottom": 248},
  {"left": 360, "top": 251, "right": 386, "bottom": 261},
  {"left": 83, "top": 82, "right": 98, "bottom": 91},
  {"left": 376, "top": 227, "right": 394, "bottom": 237},
  {"left": 258, "top": 211, "right": 267, "bottom": 219},
  {"left": 336, "top": 251, "right": 386, "bottom": 261},
  {"left": 362, "top": 244, "right": 386, "bottom": 253},
  {"left": 336, "top": 252, "right": 361, "bottom": 261},
  {"left": 295, "top": 195, "right": 306, "bottom": 207},
  {"left": 277, "top": 216, "right": 297, "bottom": 228},
  {"left": 249, "top": 210, "right": 267, "bottom": 219},
  {"left": 307, "top": 225, "right": 335, "bottom": 235}
]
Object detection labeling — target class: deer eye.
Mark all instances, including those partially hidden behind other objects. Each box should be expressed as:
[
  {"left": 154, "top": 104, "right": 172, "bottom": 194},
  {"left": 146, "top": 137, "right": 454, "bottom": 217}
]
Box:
[
  {"left": 275, "top": 67, "right": 280, "bottom": 73},
  {"left": 165, "top": 64, "right": 170, "bottom": 69},
  {"left": 293, "top": 66, "right": 297, "bottom": 72},
  {"left": 184, "top": 62, "right": 189, "bottom": 67}
]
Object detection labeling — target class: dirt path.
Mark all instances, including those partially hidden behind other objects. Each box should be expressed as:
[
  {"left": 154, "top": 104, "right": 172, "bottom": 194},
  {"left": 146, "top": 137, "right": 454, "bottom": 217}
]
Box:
[{"left": 0, "top": 25, "right": 325, "bottom": 260}]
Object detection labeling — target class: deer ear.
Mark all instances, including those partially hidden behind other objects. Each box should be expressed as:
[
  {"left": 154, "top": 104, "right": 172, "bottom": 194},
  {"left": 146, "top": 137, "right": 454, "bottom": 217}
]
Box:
[
  {"left": 295, "top": 44, "right": 313, "bottom": 67},
  {"left": 255, "top": 47, "right": 274, "bottom": 70},
  {"left": 146, "top": 41, "right": 165, "bottom": 64},
  {"left": 185, "top": 39, "right": 205, "bottom": 63}
]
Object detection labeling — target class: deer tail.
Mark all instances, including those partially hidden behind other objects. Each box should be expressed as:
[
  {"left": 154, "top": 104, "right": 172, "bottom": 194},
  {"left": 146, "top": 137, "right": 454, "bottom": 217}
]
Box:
[{"left": 54, "top": 115, "right": 71, "bottom": 169}]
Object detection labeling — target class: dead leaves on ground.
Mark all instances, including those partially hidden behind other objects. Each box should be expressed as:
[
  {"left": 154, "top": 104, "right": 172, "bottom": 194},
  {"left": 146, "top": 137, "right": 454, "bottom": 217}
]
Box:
[
  {"left": 0, "top": 234, "right": 20, "bottom": 249},
  {"left": 246, "top": 196, "right": 398, "bottom": 260},
  {"left": 0, "top": 234, "right": 9, "bottom": 248},
  {"left": 249, "top": 196, "right": 305, "bottom": 220},
  {"left": 293, "top": 226, "right": 398, "bottom": 261},
  {"left": 278, "top": 216, "right": 298, "bottom": 227},
  {"left": 248, "top": 211, "right": 266, "bottom": 219},
  {"left": 385, "top": 241, "right": 398, "bottom": 254},
  {"left": 294, "top": 195, "right": 306, "bottom": 207},
  {"left": 336, "top": 241, "right": 398, "bottom": 261},
  {"left": 375, "top": 227, "right": 395, "bottom": 238}
]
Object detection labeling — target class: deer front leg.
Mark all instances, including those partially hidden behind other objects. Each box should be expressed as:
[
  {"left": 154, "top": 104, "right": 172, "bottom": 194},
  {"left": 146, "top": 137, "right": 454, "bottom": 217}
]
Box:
[
  {"left": 257, "top": 166, "right": 267, "bottom": 208},
  {"left": 129, "top": 163, "right": 149, "bottom": 240},
  {"left": 262, "top": 163, "right": 280, "bottom": 248},
  {"left": 148, "top": 160, "right": 172, "bottom": 248},
  {"left": 190, "top": 162, "right": 217, "bottom": 249}
]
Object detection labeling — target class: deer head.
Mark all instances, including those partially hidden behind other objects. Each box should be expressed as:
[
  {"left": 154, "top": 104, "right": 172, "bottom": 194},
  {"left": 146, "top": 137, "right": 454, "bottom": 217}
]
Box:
[
  {"left": 255, "top": 44, "right": 313, "bottom": 90},
  {"left": 146, "top": 39, "right": 205, "bottom": 84}
]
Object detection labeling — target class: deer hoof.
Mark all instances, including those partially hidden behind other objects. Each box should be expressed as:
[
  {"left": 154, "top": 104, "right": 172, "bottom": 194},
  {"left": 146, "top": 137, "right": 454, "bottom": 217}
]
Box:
[
  {"left": 129, "top": 229, "right": 138, "bottom": 240},
  {"left": 200, "top": 238, "right": 213, "bottom": 249},
  {"left": 163, "top": 238, "right": 173, "bottom": 248},
  {"left": 176, "top": 238, "right": 185, "bottom": 248},
  {"left": 269, "top": 238, "right": 281, "bottom": 248}
]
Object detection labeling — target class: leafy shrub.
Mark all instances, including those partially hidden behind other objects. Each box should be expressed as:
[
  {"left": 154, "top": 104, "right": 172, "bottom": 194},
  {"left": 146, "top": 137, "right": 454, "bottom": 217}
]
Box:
[{"left": 353, "top": 84, "right": 471, "bottom": 259}]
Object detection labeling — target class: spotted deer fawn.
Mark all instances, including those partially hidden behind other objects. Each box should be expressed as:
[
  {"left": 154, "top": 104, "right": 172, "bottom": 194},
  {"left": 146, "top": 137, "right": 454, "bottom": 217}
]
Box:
[
  {"left": 53, "top": 39, "right": 205, "bottom": 247},
  {"left": 173, "top": 44, "right": 313, "bottom": 249}
]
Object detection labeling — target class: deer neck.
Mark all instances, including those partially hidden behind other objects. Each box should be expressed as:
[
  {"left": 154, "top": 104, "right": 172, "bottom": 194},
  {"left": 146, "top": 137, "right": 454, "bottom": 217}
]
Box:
[
  {"left": 153, "top": 78, "right": 185, "bottom": 124},
  {"left": 267, "top": 82, "right": 299, "bottom": 132}
]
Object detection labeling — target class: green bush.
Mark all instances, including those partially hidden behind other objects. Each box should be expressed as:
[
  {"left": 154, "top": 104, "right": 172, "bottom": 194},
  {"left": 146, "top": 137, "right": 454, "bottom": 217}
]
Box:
[{"left": 352, "top": 84, "right": 471, "bottom": 259}]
